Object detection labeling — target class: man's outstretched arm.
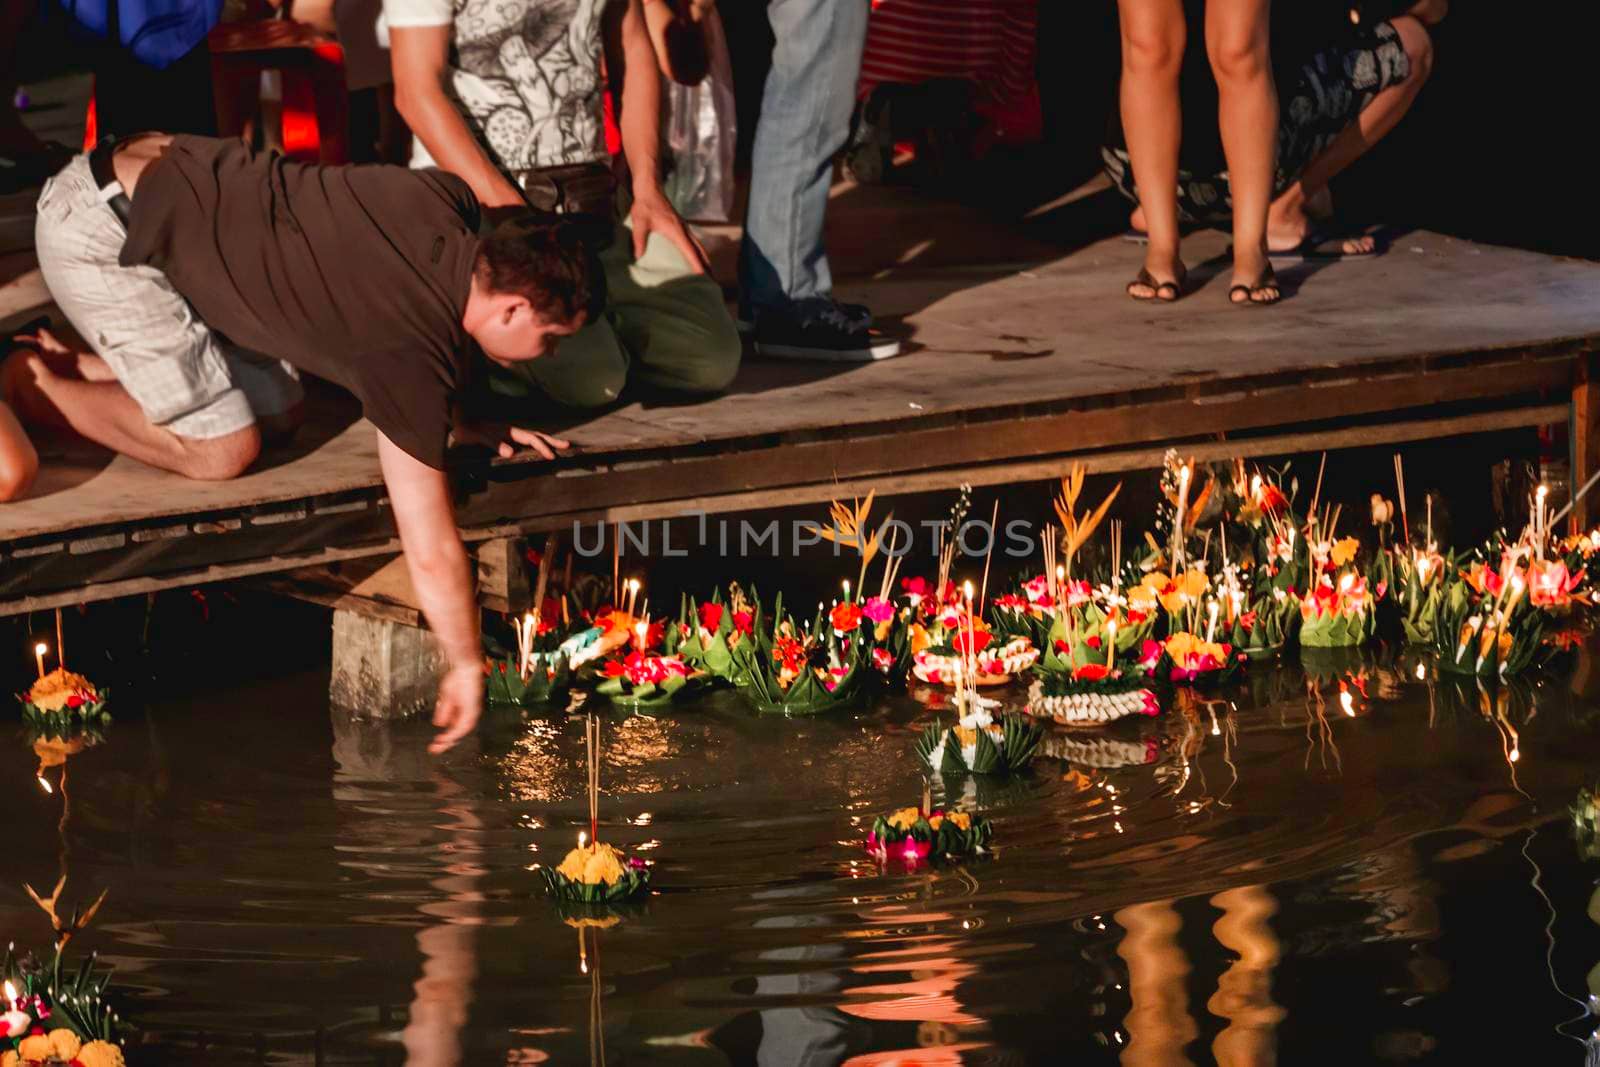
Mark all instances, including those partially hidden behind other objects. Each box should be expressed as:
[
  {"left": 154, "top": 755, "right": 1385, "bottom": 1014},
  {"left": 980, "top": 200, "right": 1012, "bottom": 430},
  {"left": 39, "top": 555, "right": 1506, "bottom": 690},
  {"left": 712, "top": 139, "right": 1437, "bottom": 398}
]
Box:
[{"left": 377, "top": 429, "right": 484, "bottom": 753}]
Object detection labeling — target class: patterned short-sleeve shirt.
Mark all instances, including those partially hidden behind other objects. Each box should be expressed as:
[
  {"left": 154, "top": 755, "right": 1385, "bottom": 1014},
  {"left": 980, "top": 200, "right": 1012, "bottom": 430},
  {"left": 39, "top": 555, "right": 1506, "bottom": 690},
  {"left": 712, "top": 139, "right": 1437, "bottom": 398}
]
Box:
[{"left": 384, "top": 0, "right": 608, "bottom": 172}]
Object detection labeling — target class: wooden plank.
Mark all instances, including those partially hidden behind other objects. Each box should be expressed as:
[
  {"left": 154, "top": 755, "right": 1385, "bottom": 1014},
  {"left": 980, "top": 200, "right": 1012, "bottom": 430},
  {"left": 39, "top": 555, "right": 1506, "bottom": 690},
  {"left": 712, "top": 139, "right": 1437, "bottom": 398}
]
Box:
[
  {"left": 1574, "top": 353, "right": 1600, "bottom": 533},
  {"left": 457, "top": 401, "right": 1570, "bottom": 537},
  {"left": 472, "top": 538, "right": 529, "bottom": 615}
]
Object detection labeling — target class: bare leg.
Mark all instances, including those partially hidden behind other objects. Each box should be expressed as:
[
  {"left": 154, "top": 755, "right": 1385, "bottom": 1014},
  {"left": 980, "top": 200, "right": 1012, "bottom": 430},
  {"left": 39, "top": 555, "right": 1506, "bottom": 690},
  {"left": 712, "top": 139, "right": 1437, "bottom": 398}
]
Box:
[
  {"left": 1118, "top": 0, "right": 1187, "bottom": 298},
  {"left": 0, "top": 399, "right": 36, "bottom": 499},
  {"left": 3, "top": 350, "right": 260, "bottom": 480},
  {"left": 1207, "top": 0, "right": 1278, "bottom": 302},
  {"left": 1268, "top": 16, "right": 1434, "bottom": 254}
]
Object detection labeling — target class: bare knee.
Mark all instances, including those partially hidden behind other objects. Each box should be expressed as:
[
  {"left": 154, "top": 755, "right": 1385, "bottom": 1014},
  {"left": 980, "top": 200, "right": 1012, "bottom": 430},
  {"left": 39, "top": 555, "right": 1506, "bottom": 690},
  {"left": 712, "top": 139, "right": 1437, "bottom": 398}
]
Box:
[
  {"left": 176, "top": 424, "right": 261, "bottom": 480},
  {"left": 1121, "top": 17, "right": 1185, "bottom": 78},
  {"left": 0, "top": 448, "right": 38, "bottom": 501},
  {"left": 1206, "top": 27, "right": 1270, "bottom": 85}
]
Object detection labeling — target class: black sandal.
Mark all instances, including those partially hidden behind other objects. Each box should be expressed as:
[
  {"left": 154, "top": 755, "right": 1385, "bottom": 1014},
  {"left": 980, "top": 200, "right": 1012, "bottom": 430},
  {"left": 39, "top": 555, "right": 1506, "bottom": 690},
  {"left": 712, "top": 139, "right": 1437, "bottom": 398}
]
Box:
[
  {"left": 1229, "top": 264, "right": 1281, "bottom": 307},
  {"left": 1126, "top": 264, "right": 1186, "bottom": 303}
]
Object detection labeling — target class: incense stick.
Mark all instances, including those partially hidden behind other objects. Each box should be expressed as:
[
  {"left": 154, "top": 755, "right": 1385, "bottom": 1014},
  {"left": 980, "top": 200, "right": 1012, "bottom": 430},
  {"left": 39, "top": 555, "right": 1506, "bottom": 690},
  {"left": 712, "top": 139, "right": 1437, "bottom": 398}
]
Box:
[
  {"left": 586, "top": 715, "right": 600, "bottom": 843},
  {"left": 1393, "top": 453, "right": 1411, "bottom": 544},
  {"left": 978, "top": 500, "right": 1000, "bottom": 610},
  {"left": 54, "top": 608, "right": 64, "bottom": 672}
]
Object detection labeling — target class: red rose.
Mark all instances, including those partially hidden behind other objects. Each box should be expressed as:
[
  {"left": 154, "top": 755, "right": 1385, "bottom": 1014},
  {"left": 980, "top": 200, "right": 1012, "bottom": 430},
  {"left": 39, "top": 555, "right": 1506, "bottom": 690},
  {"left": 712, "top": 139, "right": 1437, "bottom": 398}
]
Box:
[
  {"left": 1085, "top": 635, "right": 1102, "bottom": 650},
  {"left": 952, "top": 629, "right": 992, "bottom": 656},
  {"left": 66, "top": 694, "right": 84, "bottom": 709},
  {"left": 698, "top": 602, "right": 724, "bottom": 631},
  {"left": 733, "top": 610, "right": 754, "bottom": 635}
]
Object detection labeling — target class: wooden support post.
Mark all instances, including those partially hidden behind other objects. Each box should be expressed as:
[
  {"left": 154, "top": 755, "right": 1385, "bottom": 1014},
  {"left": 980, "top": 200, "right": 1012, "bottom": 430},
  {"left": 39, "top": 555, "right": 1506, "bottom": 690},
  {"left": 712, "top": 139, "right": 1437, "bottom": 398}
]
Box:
[
  {"left": 474, "top": 538, "right": 530, "bottom": 616},
  {"left": 1573, "top": 352, "right": 1600, "bottom": 534},
  {"left": 328, "top": 609, "right": 446, "bottom": 719}
]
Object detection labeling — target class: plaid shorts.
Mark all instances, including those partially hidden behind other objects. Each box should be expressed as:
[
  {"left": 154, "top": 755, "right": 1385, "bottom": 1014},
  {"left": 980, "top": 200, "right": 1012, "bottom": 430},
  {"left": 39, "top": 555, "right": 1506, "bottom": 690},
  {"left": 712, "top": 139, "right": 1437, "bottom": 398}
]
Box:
[
  {"left": 34, "top": 154, "right": 302, "bottom": 440},
  {"left": 1103, "top": 20, "right": 1413, "bottom": 224}
]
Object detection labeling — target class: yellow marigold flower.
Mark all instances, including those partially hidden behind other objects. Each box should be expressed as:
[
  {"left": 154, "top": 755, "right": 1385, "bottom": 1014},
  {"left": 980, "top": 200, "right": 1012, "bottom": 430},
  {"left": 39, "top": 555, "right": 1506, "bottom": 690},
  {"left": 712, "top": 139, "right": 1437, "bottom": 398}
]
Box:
[
  {"left": 927, "top": 815, "right": 944, "bottom": 830},
  {"left": 947, "top": 812, "right": 972, "bottom": 830},
  {"left": 887, "top": 807, "right": 921, "bottom": 831},
  {"left": 1178, "top": 569, "right": 1209, "bottom": 598},
  {"left": 910, "top": 623, "right": 932, "bottom": 655},
  {"left": 48, "top": 1029, "right": 83, "bottom": 1061},
  {"left": 1, "top": 1050, "right": 17, "bottom": 1067},
  {"left": 1330, "top": 537, "right": 1360, "bottom": 568},
  {"left": 17, "top": 1035, "right": 52, "bottom": 1061},
  {"left": 24, "top": 668, "right": 98, "bottom": 711},
  {"left": 556, "top": 845, "right": 590, "bottom": 881},
  {"left": 583, "top": 845, "right": 625, "bottom": 885},
  {"left": 75, "top": 1040, "right": 127, "bottom": 1067}
]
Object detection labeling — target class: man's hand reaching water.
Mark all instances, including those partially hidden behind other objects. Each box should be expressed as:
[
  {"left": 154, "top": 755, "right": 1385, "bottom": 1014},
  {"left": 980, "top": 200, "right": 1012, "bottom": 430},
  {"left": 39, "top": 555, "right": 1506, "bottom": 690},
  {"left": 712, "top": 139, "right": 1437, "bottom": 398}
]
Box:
[{"left": 430, "top": 663, "right": 485, "bottom": 754}]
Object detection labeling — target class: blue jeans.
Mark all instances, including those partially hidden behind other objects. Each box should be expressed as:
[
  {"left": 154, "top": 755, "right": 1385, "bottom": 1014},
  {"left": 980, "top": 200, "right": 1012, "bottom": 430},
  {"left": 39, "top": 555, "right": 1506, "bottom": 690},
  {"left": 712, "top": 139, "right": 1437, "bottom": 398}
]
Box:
[{"left": 738, "top": 0, "right": 869, "bottom": 317}]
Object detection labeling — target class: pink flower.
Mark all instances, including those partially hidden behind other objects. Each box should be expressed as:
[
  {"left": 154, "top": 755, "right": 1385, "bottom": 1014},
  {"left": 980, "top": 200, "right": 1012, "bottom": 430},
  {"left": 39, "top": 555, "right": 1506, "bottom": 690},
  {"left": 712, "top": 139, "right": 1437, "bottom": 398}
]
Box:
[
  {"left": 871, "top": 647, "right": 895, "bottom": 672},
  {"left": 862, "top": 596, "right": 895, "bottom": 623},
  {"left": 901, "top": 577, "right": 932, "bottom": 604}
]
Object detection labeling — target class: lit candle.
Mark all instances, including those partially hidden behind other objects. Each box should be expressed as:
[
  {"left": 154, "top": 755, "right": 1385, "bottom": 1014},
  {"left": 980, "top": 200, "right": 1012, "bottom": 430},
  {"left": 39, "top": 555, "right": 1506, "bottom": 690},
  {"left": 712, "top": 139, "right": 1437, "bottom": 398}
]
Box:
[
  {"left": 626, "top": 578, "right": 641, "bottom": 618},
  {"left": 842, "top": 579, "right": 851, "bottom": 603},
  {"left": 578, "top": 830, "right": 588, "bottom": 849},
  {"left": 33, "top": 641, "right": 46, "bottom": 680},
  {"left": 634, "top": 621, "right": 648, "bottom": 650},
  {"left": 2, "top": 980, "right": 27, "bottom": 1038}
]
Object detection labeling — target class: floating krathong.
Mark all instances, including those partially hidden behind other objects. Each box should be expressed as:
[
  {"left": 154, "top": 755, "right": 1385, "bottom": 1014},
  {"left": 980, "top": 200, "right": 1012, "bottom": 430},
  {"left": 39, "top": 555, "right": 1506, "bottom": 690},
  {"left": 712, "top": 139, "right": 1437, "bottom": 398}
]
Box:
[
  {"left": 541, "top": 717, "right": 652, "bottom": 905},
  {"left": 487, "top": 609, "right": 572, "bottom": 707},
  {"left": 732, "top": 593, "right": 872, "bottom": 714},
  {"left": 3, "top": 877, "right": 125, "bottom": 1067},
  {"left": 1431, "top": 564, "right": 1546, "bottom": 678},
  {"left": 914, "top": 701, "right": 1043, "bottom": 775},
  {"left": 1026, "top": 670, "right": 1162, "bottom": 727},
  {"left": 18, "top": 670, "right": 109, "bottom": 734},
  {"left": 911, "top": 627, "right": 1039, "bottom": 686},
  {"left": 594, "top": 649, "right": 705, "bottom": 709},
  {"left": 1298, "top": 570, "right": 1377, "bottom": 648},
  {"left": 866, "top": 801, "right": 993, "bottom": 866},
  {"left": 669, "top": 589, "right": 756, "bottom": 684}
]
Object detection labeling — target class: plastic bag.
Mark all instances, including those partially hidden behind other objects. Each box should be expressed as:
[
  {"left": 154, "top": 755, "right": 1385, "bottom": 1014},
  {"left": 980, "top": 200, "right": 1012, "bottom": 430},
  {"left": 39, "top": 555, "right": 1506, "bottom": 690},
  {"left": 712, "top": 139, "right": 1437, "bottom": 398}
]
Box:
[{"left": 661, "top": 10, "right": 736, "bottom": 223}]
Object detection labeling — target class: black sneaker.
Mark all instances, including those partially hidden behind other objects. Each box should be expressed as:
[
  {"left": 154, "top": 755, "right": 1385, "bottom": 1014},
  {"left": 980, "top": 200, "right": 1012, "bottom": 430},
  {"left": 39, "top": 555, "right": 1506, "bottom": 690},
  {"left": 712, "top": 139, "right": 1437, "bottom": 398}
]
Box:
[{"left": 752, "top": 298, "right": 901, "bottom": 362}]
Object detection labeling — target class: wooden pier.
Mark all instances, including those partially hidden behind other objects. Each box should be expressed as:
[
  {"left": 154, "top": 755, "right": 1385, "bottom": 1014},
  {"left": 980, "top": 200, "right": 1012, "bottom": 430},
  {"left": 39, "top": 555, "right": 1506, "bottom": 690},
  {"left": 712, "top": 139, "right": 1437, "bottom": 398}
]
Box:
[{"left": 4, "top": 223, "right": 1599, "bottom": 616}]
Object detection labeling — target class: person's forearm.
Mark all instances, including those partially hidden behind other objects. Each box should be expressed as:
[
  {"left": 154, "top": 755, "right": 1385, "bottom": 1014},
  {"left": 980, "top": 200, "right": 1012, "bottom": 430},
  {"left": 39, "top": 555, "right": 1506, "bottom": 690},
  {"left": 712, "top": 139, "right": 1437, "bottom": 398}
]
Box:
[
  {"left": 615, "top": 1, "right": 667, "bottom": 197},
  {"left": 395, "top": 79, "right": 526, "bottom": 207},
  {"left": 400, "top": 532, "right": 482, "bottom": 670}
]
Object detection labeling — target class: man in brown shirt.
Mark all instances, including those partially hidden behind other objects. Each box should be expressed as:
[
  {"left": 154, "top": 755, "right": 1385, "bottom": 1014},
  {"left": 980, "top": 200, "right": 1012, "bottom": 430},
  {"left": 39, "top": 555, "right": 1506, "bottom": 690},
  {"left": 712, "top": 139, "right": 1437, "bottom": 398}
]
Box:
[{"left": 10, "top": 133, "right": 603, "bottom": 750}]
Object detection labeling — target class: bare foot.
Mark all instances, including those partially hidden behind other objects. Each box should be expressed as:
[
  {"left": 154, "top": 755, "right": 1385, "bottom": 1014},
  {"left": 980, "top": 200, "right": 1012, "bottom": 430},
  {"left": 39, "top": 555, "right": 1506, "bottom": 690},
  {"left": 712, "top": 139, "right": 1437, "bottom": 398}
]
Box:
[{"left": 1266, "top": 200, "right": 1375, "bottom": 256}]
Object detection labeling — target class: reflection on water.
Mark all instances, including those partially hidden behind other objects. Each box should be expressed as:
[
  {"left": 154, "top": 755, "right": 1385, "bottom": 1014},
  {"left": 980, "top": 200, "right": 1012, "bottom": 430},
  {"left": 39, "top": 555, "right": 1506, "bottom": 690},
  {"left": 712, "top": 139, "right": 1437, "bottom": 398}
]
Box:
[{"left": 7, "top": 653, "right": 1600, "bottom": 1063}]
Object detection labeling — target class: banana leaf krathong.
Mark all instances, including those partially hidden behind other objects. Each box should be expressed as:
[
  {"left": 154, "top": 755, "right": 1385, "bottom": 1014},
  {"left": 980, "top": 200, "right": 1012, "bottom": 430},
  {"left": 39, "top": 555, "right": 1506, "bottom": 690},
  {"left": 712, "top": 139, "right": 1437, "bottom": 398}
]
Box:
[
  {"left": 1431, "top": 571, "right": 1547, "bottom": 678},
  {"left": 732, "top": 593, "right": 874, "bottom": 715},
  {"left": 540, "top": 842, "right": 652, "bottom": 903},
  {"left": 1298, "top": 572, "right": 1377, "bottom": 648},
  {"left": 486, "top": 651, "right": 573, "bottom": 708},
  {"left": 914, "top": 708, "right": 1043, "bottom": 775},
  {"left": 1388, "top": 548, "right": 1450, "bottom": 645},
  {"left": 1041, "top": 602, "right": 1157, "bottom": 674},
  {"left": 3, "top": 943, "right": 123, "bottom": 1060},
  {"left": 1225, "top": 590, "right": 1300, "bottom": 660},
  {"left": 670, "top": 589, "right": 757, "bottom": 685},
  {"left": 594, "top": 652, "right": 706, "bottom": 710},
  {"left": 1025, "top": 665, "right": 1162, "bottom": 727},
  {"left": 867, "top": 805, "right": 993, "bottom": 866},
  {"left": 18, "top": 670, "right": 109, "bottom": 731}
]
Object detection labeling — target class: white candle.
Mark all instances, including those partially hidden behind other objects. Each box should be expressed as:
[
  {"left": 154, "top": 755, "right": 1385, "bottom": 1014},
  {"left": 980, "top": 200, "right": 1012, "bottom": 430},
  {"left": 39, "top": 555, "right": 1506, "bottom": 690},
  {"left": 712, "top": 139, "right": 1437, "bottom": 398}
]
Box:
[
  {"left": 1105, "top": 619, "right": 1118, "bottom": 674},
  {"left": 33, "top": 642, "right": 45, "bottom": 680},
  {"left": 1205, "top": 601, "right": 1218, "bottom": 644}
]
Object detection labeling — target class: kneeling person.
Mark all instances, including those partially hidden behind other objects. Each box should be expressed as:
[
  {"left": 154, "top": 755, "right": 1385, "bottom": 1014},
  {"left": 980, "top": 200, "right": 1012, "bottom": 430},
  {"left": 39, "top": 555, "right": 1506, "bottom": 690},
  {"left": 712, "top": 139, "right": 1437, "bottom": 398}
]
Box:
[{"left": 25, "top": 133, "right": 604, "bottom": 749}]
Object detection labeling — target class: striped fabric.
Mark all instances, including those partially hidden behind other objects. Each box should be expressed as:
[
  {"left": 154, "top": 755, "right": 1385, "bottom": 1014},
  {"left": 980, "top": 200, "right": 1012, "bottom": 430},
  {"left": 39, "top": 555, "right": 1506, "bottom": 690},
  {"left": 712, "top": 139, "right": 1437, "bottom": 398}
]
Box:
[{"left": 857, "top": 0, "right": 1038, "bottom": 116}]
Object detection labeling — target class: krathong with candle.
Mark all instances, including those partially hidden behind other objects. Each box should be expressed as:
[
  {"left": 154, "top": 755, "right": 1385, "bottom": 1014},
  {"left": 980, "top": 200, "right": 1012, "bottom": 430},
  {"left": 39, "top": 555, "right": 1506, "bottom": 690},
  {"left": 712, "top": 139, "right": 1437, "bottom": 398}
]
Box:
[
  {"left": 911, "top": 579, "right": 1039, "bottom": 686},
  {"left": 593, "top": 617, "right": 706, "bottom": 710},
  {"left": 487, "top": 606, "right": 573, "bottom": 708},
  {"left": 1025, "top": 600, "right": 1164, "bottom": 727},
  {"left": 866, "top": 789, "right": 993, "bottom": 867},
  {"left": 668, "top": 586, "right": 757, "bottom": 684},
  {"left": 541, "top": 716, "right": 651, "bottom": 905},
  {"left": 2, "top": 878, "right": 126, "bottom": 1067},
  {"left": 731, "top": 592, "right": 873, "bottom": 714},
  {"left": 17, "top": 632, "right": 108, "bottom": 731},
  {"left": 914, "top": 707, "right": 1043, "bottom": 775},
  {"left": 1431, "top": 557, "right": 1548, "bottom": 678}
]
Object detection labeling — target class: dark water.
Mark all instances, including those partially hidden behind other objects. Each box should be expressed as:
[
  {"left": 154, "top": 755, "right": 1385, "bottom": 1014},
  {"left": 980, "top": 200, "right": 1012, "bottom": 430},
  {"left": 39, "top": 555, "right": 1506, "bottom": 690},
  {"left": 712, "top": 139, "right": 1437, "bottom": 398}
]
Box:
[{"left": 10, "top": 649, "right": 1600, "bottom": 1066}]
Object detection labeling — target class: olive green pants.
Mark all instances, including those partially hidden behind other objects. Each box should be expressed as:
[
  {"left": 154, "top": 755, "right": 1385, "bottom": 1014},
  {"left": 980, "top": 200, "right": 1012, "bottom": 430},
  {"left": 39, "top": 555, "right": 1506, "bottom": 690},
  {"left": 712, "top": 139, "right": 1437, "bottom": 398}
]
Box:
[{"left": 496, "top": 218, "right": 741, "bottom": 408}]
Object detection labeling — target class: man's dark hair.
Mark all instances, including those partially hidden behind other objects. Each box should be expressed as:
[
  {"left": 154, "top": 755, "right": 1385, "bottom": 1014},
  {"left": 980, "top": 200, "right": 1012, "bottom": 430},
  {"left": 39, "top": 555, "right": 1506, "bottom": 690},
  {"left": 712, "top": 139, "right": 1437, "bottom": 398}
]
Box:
[{"left": 476, "top": 216, "right": 606, "bottom": 327}]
